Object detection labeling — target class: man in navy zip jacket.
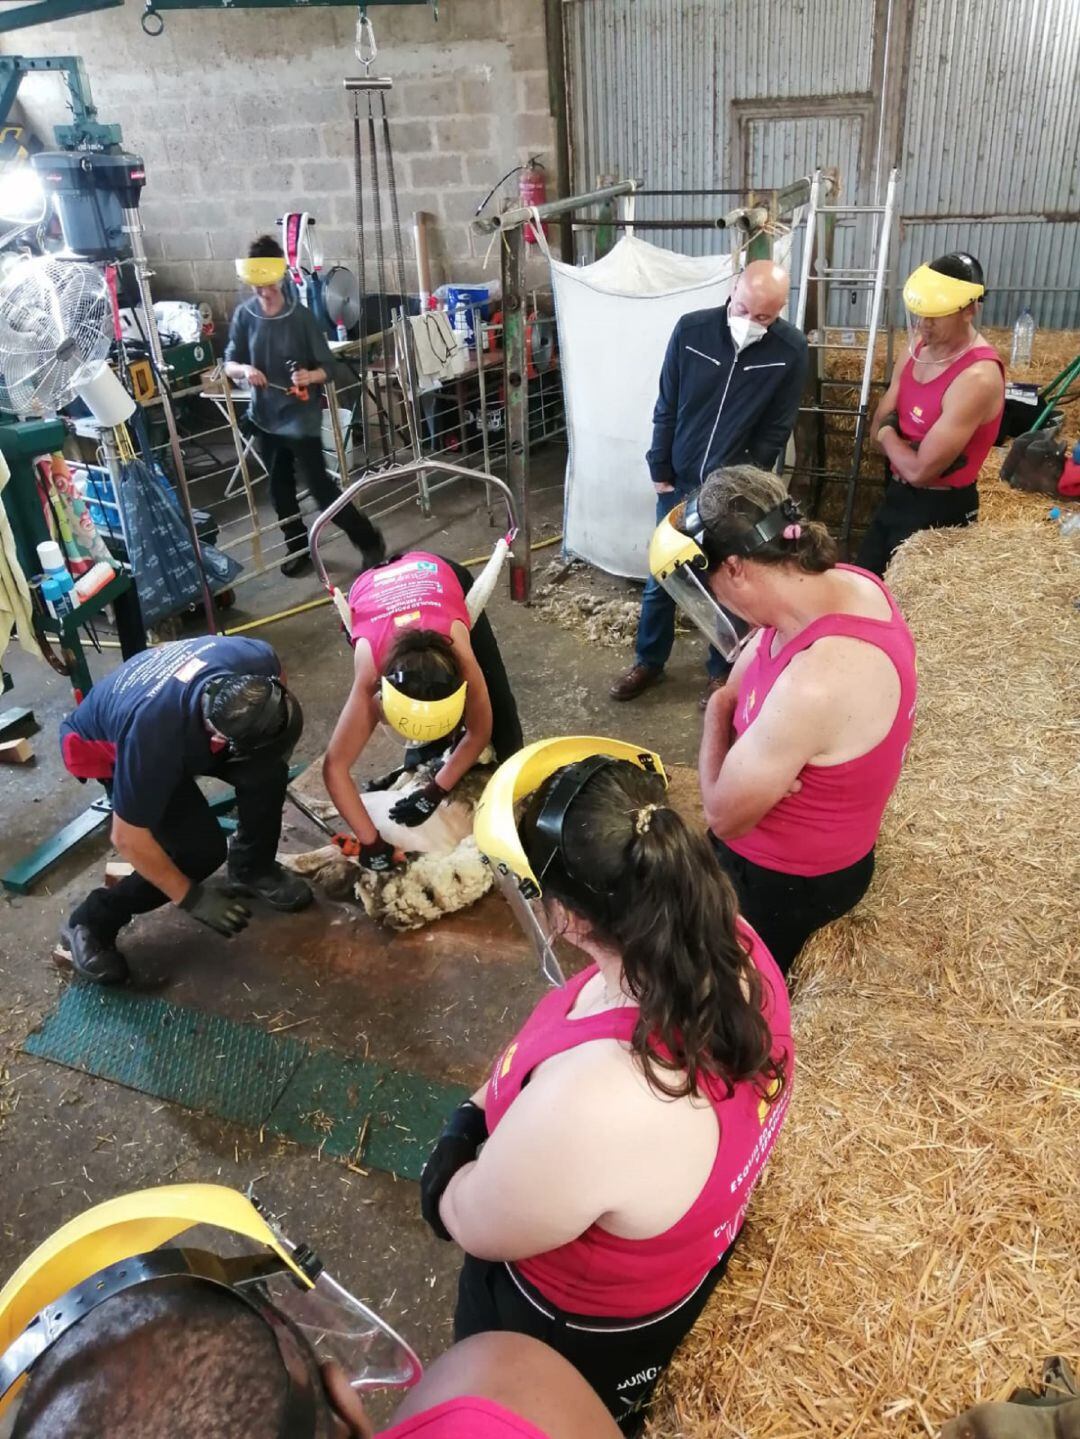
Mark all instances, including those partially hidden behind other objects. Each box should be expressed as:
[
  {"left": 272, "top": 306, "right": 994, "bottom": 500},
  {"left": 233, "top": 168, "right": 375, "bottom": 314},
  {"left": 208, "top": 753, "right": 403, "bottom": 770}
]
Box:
[{"left": 611, "top": 261, "right": 808, "bottom": 706}]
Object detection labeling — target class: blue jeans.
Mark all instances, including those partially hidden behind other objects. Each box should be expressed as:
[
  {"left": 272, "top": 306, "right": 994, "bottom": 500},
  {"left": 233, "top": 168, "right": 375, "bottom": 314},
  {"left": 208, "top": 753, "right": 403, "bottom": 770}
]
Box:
[{"left": 635, "top": 489, "right": 726, "bottom": 679}]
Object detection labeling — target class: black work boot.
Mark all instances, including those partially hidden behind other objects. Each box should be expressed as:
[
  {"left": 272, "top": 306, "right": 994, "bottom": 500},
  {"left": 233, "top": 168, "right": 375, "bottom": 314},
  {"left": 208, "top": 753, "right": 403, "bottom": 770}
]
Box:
[
  {"left": 60, "top": 924, "right": 131, "bottom": 986},
  {"left": 281, "top": 551, "right": 313, "bottom": 578},
  {"left": 226, "top": 861, "right": 313, "bottom": 912},
  {"left": 358, "top": 528, "right": 386, "bottom": 572}
]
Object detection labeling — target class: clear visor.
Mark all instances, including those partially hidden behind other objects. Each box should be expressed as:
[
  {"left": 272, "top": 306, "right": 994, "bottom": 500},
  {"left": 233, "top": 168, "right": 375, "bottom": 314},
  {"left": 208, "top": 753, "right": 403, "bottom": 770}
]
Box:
[
  {"left": 257, "top": 1260, "right": 422, "bottom": 1392},
  {"left": 492, "top": 867, "right": 566, "bottom": 988},
  {"left": 656, "top": 563, "right": 748, "bottom": 662},
  {"left": 905, "top": 307, "right": 977, "bottom": 363}
]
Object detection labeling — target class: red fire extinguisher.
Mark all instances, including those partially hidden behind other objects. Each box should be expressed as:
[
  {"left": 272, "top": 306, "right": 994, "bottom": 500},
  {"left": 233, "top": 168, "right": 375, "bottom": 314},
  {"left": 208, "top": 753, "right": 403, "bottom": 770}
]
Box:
[{"left": 520, "top": 158, "right": 548, "bottom": 245}]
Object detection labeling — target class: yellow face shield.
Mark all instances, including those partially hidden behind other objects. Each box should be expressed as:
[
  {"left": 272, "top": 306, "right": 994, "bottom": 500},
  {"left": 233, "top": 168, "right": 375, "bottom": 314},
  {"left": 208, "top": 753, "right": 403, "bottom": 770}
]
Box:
[
  {"left": 902, "top": 262, "right": 984, "bottom": 318},
  {"left": 380, "top": 675, "right": 467, "bottom": 745},
  {"left": 648, "top": 503, "right": 748, "bottom": 661},
  {"left": 235, "top": 256, "right": 287, "bottom": 287},
  {"left": 473, "top": 737, "right": 667, "bottom": 986},
  {"left": 0, "top": 1184, "right": 421, "bottom": 1420}
]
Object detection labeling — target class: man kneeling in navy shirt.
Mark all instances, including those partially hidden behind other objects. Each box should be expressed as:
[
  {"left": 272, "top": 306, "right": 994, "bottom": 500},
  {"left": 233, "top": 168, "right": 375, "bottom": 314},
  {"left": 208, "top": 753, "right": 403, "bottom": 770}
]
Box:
[{"left": 58, "top": 636, "right": 311, "bottom": 984}]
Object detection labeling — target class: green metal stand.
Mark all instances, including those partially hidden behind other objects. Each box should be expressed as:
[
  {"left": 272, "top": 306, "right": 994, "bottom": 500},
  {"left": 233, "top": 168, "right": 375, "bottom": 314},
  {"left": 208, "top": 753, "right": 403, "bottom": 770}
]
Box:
[
  {"left": 1032, "top": 355, "right": 1080, "bottom": 433},
  {"left": 2, "top": 763, "right": 306, "bottom": 896}
]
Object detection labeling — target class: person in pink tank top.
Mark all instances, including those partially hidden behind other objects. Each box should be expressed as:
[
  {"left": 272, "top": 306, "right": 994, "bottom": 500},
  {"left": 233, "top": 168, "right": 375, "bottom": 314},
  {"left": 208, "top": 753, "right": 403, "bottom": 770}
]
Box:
[
  {"left": 856, "top": 252, "right": 1005, "bottom": 576},
  {"left": 420, "top": 739, "right": 793, "bottom": 1435},
  {"left": 671, "top": 466, "right": 917, "bottom": 976},
  {"left": 322, "top": 551, "right": 522, "bottom": 874}
]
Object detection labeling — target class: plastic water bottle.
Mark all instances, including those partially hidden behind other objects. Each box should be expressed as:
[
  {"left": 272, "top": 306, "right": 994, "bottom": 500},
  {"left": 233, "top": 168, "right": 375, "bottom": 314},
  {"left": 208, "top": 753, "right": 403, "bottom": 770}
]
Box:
[
  {"left": 336, "top": 321, "right": 348, "bottom": 343},
  {"left": 1061, "top": 512, "right": 1080, "bottom": 537},
  {"left": 1011, "top": 308, "right": 1036, "bottom": 369}
]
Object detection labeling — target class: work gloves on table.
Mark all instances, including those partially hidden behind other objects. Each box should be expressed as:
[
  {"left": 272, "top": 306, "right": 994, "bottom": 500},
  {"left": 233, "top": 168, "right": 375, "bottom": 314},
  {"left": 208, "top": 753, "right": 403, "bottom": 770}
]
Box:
[
  {"left": 179, "top": 881, "right": 251, "bottom": 937},
  {"left": 420, "top": 1099, "right": 488, "bottom": 1241},
  {"left": 389, "top": 778, "right": 448, "bottom": 828}
]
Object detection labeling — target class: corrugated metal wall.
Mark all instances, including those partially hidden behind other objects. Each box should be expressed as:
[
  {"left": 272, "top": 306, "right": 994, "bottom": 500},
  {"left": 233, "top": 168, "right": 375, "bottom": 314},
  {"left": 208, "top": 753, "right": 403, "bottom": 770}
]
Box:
[{"left": 564, "top": 0, "right": 1080, "bottom": 325}]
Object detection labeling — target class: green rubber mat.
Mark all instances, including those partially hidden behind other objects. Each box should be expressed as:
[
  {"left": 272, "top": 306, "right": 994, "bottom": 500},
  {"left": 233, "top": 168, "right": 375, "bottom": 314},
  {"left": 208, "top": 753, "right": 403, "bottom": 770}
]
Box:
[
  {"left": 24, "top": 988, "right": 305, "bottom": 1129},
  {"left": 271, "top": 1052, "right": 468, "bottom": 1178},
  {"left": 23, "top": 987, "right": 466, "bottom": 1182}
]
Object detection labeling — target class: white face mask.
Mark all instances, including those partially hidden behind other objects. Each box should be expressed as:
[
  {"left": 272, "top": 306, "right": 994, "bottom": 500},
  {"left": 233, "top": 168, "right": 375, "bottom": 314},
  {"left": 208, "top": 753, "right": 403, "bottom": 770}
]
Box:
[{"left": 728, "top": 312, "right": 768, "bottom": 352}]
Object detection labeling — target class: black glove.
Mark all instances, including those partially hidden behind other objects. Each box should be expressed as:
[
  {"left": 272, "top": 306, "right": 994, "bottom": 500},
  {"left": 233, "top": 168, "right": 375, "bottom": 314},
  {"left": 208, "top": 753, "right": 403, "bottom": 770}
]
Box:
[
  {"left": 420, "top": 1100, "right": 488, "bottom": 1241},
  {"left": 389, "top": 779, "right": 448, "bottom": 828},
  {"left": 179, "top": 882, "right": 251, "bottom": 937},
  {"left": 357, "top": 837, "right": 403, "bottom": 874},
  {"left": 877, "top": 410, "right": 901, "bottom": 436}
]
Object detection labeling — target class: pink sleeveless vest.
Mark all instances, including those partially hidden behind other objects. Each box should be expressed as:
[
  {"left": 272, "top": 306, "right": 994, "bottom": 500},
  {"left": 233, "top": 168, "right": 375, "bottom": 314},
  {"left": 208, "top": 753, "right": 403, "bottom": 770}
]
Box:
[
  {"left": 347, "top": 552, "right": 470, "bottom": 669},
  {"left": 897, "top": 343, "right": 1004, "bottom": 488},
  {"left": 723, "top": 566, "right": 917, "bottom": 876},
  {"left": 484, "top": 923, "right": 793, "bottom": 1317}
]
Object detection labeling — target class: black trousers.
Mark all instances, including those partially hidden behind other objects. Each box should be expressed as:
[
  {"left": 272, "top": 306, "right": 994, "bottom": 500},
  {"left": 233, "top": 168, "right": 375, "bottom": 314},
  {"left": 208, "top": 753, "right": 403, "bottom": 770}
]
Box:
[
  {"left": 401, "top": 556, "right": 523, "bottom": 767},
  {"left": 255, "top": 429, "right": 380, "bottom": 556},
  {"left": 711, "top": 836, "right": 875, "bottom": 978},
  {"left": 453, "top": 1248, "right": 735, "bottom": 1437},
  {"left": 855, "top": 479, "right": 978, "bottom": 577},
  {"left": 69, "top": 751, "right": 290, "bottom": 944}
]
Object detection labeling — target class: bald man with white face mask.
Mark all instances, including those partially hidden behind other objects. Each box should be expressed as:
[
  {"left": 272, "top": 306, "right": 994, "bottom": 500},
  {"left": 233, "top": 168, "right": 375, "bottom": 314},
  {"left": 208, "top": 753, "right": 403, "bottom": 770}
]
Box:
[{"left": 611, "top": 261, "right": 809, "bottom": 707}]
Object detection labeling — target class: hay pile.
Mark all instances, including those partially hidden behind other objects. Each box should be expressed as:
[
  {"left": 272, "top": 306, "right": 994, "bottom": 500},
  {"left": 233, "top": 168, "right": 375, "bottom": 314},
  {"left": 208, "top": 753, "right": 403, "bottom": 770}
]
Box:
[{"left": 652, "top": 518, "right": 1080, "bottom": 1438}]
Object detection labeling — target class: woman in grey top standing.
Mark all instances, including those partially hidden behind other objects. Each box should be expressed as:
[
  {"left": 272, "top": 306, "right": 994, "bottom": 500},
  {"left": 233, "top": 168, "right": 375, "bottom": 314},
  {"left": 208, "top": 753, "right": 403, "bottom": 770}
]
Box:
[{"left": 224, "top": 235, "right": 384, "bottom": 578}]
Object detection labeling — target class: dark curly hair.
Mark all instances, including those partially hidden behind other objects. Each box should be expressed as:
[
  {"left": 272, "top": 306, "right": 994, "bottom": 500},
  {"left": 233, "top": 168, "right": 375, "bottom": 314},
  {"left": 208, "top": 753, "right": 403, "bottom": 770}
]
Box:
[
  {"left": 382, "top": 627, "right": 461, "bottom": 700},
  {"left": 521, "top": 760, "right": 787, "bottom": 1104}
]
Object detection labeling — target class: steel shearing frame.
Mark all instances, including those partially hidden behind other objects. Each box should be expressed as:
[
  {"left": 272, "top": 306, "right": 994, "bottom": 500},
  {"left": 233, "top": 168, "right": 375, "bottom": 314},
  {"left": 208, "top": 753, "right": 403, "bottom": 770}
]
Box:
[{"left": 0, "top": 0, "right": 427, "bottom": 35}]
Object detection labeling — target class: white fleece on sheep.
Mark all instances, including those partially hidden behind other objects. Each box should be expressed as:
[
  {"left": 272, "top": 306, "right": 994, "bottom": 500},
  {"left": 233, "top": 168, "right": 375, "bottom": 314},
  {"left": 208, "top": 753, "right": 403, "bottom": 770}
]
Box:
[{"left": 354, "top": 836, "right": 492, "bottom": 931}]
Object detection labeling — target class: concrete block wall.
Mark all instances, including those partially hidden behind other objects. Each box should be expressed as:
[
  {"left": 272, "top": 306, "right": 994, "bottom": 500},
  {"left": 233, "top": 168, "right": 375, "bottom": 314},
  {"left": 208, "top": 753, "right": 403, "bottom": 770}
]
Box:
[{"left": 5, "top": 0, "right": 556, "bottom": 318}]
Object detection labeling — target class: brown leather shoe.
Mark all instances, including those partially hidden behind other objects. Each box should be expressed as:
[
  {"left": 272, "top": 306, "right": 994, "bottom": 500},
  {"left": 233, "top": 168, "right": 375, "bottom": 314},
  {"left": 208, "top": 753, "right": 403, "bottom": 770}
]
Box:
[
  {"left": 699, "top": 677, "right": 727, "bottom": 711},
  {"left": 610, "top": 663, "right": 664, "bottom": 701}
]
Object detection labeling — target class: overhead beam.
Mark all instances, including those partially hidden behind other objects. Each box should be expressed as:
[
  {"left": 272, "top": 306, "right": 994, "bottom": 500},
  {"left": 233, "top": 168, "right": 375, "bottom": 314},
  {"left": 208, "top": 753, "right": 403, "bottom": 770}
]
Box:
[
  {"left": 0, "top": 0, "right": 121, "bottom": 35},
  {"left": 147, "top": 0, "right": 426, "bottom": 7}
]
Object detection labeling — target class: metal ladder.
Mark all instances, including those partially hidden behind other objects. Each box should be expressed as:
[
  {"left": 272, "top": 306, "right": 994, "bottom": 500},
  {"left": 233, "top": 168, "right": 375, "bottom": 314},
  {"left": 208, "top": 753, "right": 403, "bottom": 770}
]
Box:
[{"left": 793, "top": 167, "right": 900, "bottom": 550}]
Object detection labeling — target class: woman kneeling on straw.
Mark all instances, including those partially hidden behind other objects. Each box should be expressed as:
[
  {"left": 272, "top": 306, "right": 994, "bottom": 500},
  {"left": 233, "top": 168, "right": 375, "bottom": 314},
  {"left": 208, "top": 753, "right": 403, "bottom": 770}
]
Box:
[{"left": 418, "top": 737, "right": 794, "bottom": 1436}]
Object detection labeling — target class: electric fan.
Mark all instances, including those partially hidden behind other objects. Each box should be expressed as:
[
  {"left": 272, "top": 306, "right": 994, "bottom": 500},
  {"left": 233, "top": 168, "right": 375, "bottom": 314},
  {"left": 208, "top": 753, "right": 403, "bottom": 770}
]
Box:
[{"left": 0, "top": 255, "right": 133, "bottom": 424}]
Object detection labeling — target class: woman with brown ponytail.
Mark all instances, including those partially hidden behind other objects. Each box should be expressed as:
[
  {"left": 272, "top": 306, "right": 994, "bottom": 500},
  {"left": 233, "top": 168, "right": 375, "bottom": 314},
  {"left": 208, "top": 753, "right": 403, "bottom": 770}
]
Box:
[
  {"left": 663, "top": 464, "right": 917, "bottom": 975},
  {"left": 418, "top": 739, "right": 793, "bottom": 1436}
]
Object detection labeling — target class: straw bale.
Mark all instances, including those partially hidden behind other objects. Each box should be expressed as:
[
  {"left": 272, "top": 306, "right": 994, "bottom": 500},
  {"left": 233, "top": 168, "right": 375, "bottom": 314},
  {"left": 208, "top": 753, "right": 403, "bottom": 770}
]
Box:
[{"left": 651, "top": 519, "right": 1080, "bottom": 1438}]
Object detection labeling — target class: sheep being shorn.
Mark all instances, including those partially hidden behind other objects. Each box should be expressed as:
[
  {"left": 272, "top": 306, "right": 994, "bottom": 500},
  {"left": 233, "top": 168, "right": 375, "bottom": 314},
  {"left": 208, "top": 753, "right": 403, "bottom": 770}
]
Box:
[{"left": 282, "top": 759, "right": 494, "bottom": 930}]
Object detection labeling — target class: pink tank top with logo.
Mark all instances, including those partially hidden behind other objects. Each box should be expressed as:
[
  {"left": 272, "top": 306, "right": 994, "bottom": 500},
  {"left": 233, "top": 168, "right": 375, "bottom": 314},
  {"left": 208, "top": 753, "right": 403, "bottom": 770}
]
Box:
[
  {"left": 897, "top": 343, "right": 1004, "bottom": 488},
  {"left": 347, "top": 552, "right": 470, "bottom": 669},
  {"left": 484, "top": 923, "right": 793, "bottom": 1318},
  {"left": 378, "top": 1396, "right": 551, "bottom": 1439},
  {"left": 723, "top": 565, "right": 917, "bottom": 877}
]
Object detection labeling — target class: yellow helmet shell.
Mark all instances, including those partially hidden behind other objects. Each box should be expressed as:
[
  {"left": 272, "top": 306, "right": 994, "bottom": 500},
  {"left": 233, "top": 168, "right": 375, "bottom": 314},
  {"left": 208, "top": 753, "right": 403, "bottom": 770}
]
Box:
[
  {"left": 235, "top": 256, "right": 287, "bottom": 286},
  {"left": 903, "top": 262, "right": 984, "bottom": 317},
  {"left": 0, "top": 1184, "right": 309, "bottom": 1416},
  {"left": 473, "top": 736, "right": 667, "bottom": 896},
  {"left": 648, "top": 502, "right": 707, "bottom": 581},
  {"left": 380, "top": 675, "right": 467, "bottom": 745}
]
